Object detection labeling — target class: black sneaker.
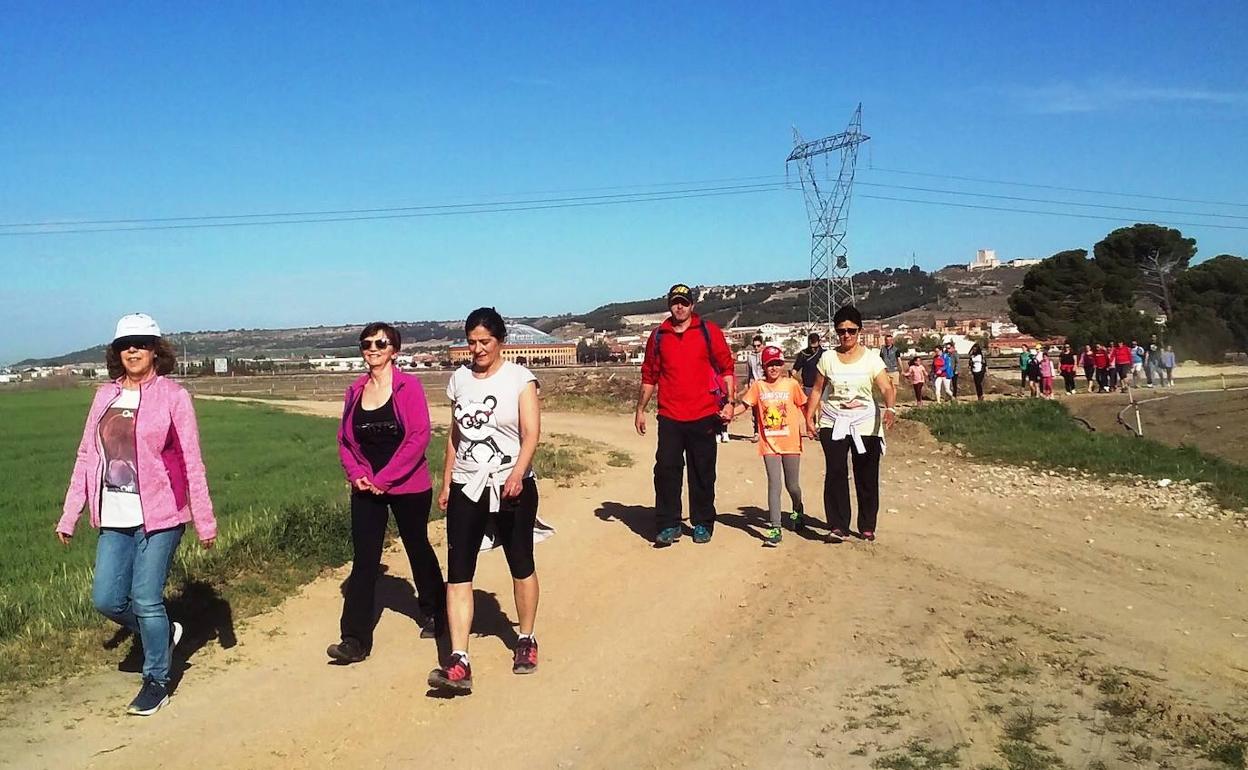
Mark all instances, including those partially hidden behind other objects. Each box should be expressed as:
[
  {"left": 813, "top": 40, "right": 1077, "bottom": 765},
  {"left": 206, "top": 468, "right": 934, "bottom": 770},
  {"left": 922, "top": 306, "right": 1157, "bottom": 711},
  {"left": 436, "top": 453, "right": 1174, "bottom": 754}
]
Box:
[
  {"left": 327, "top": 637, "right": 368, "bottom": 663},
  {"left": 127, "top": 678, "right": 169, "bottom": 716},
  {"left": 420, "top": 617, "right": 446, "bottom": 640},
  {"left": 428, "top": 653, "right": 473, "bottom": 693}
]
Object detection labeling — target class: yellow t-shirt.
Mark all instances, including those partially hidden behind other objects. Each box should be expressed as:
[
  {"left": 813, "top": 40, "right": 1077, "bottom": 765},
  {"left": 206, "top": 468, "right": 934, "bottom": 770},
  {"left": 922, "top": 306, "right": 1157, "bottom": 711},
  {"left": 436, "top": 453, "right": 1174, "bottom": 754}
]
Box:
[
  {"left": 816, "top": 347, "right": 887, "bottom": 437},
  {"left": 741, "top": 378, "right": 807, "bottom": 456}
]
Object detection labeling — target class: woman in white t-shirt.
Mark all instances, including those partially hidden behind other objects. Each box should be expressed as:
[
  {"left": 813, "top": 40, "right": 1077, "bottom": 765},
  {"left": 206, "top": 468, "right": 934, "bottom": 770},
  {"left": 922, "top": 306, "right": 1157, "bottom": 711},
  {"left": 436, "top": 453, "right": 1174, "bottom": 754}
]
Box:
[
  {"left": 803, "top": 305, "right": 897, "bottom": 543},
  {"left": 428, "top": 308, "right": 542, "bottom": 695}
]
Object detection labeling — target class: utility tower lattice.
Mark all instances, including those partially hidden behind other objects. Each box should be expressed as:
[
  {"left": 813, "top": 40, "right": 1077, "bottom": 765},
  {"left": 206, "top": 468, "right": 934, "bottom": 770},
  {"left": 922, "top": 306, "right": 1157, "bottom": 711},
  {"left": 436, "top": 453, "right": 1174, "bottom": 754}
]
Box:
[{"left": 787, "top": 104, "right": 869, "bottom": 329}]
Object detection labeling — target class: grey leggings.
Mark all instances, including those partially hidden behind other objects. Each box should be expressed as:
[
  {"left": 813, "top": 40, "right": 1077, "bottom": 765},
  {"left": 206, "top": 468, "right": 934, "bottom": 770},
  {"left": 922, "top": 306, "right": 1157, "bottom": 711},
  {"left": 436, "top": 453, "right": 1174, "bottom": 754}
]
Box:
[{"left": 763, "top": 454, "right": 803, "bottom": 526}]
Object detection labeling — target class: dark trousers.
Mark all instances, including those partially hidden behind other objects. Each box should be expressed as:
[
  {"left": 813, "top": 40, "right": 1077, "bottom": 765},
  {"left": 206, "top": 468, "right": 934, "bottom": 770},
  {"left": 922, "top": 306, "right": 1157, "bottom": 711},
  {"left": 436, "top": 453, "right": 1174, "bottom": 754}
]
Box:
[
  {"left": 818, "top": 429, "right": 883, "bottom": 534},
  {"left": 654, "top": 414, "right": 719, "bottom": 531},
  {"left": 1062, "top": 372, "right": 1076, "bottom": 393},
  {"left": 973, "top": 370, "right": 986, "bottom": 399},
  {"left": 340, "top": 489, "right": 443, "bottom": 650},
  {"left": 950, "top": 373, "right": 959, "bottom": 398}
]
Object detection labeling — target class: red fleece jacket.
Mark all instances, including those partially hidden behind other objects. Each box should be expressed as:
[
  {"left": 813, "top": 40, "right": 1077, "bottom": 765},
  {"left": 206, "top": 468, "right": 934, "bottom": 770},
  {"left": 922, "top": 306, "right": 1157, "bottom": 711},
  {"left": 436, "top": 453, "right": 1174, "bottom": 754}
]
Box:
[{"left": 641, "top": 314, "right": 735, "bottom": 422}]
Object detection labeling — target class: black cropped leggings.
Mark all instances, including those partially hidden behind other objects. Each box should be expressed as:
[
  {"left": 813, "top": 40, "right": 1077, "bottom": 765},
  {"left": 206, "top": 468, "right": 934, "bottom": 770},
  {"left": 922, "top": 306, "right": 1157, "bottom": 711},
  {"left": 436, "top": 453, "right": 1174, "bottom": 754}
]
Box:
[{"left": 446, "top": 478, "right": 538, "bottom": 584}]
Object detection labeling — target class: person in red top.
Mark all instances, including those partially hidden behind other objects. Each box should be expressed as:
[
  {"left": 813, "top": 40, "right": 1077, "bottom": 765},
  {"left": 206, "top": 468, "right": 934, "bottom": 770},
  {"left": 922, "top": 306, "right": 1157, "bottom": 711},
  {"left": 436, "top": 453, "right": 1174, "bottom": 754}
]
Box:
[
  {"left": 1113, "top": 341, "right": 1133, "bottom": 392},
  {"left": 1093, "top": 344, "right": 1111, "bottom": 393},
  {"left": 635, "top": 283, "right": 736, "bottom": 547}
]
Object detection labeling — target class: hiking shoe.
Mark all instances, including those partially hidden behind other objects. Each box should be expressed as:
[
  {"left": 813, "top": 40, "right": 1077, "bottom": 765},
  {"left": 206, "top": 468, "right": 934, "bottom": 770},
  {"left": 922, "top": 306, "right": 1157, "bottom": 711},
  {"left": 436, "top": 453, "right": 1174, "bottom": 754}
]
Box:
[
  {"left": 513, "top": 637, "right": 538, "bottom": 675},
  {"left": 327, "top": 637, "right": 368, "bottom": 664},
  {"left": 420, "top": 618, "right": 446, "bottom": 640},
  {"left": 126, "top": 678, "right": 169, "bottom": 716},
  {"left": 783, "top": 511, "right": 803, "bottom": 532},
  {"left": 763, "top": 527, "right": 782, "bottom": 547},
  {"left": 826, "top": 528, "right": 847, "bottom": 543},
  {"left": 692, "top": 524, "right": 713, "bottom": 544},
  {"left": 655, "top": 526, "right": 682, "bottom": 547},
  {"left": 862, "top": 530, "right": 876, "bottom": 542},
  {"left": 428, "top": 653, "right": 473, "bottom": 693},
  {"left": 170, "top": 621, "right": 183, "bottom": 650}
]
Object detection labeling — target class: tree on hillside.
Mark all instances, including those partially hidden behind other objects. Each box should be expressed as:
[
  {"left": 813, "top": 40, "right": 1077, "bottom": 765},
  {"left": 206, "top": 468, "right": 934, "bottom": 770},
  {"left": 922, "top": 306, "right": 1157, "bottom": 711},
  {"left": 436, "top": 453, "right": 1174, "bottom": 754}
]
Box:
[
  {"left": 1007, "top": 250, "right": 1103, "bottom": 337},
  {"left": 1008, "top": 248, "right": 1159, "bottom": 347},
  {"left": 1093, "top": 224, "right": 1196, "bottom": 309},
  {"left": 1169, "top": 254, "right": 1248, "bottom": 360}
]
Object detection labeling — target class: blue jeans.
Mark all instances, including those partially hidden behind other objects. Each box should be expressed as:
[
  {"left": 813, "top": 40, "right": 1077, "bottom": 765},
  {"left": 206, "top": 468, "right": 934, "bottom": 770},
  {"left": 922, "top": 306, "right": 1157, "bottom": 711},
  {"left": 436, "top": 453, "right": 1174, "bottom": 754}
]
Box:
[{"left": 92, "top": 525, "right": 184, "bottom": 684}]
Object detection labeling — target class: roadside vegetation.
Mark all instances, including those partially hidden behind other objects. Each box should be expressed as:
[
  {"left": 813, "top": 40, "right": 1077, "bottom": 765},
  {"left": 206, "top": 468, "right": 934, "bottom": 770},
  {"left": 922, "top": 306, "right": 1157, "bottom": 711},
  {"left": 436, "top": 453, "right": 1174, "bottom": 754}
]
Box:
[{"left": 907, "top": 399, "right": 1248, "bottom": 511}]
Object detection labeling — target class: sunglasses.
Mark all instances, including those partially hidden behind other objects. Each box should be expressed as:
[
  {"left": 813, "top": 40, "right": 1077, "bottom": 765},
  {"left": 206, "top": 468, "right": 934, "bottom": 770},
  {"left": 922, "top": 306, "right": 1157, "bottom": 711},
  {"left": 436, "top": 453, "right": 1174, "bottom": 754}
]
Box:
[
  {"left": 359, "top": 339, "right": 392, "bottom": 351},
  {"left": 111, "top": 336, "right": 158, "bottom": 353},
  {"left": 834, "top": 327, "right": 860, "bottom": 336},
  {"left": 765, "top": 360, "right": 785, "bottom": 367}
]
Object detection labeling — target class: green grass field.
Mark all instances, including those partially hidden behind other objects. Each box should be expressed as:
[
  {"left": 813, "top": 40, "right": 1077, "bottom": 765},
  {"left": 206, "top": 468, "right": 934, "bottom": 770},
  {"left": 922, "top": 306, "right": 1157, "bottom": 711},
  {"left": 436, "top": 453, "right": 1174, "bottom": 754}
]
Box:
[
  {"left": 908, "top": 399, "right": 1248, "bottom": 511},
  {"left": 0, "top": 386, "right": 445, "bottom": 687}
]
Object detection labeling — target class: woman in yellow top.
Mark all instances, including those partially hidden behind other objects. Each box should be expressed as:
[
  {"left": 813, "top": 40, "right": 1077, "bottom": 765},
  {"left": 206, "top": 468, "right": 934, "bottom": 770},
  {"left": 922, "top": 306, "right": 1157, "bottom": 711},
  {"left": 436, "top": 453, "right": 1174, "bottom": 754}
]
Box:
[{"left": 804, "top": 306, "right": 897, "bottom": 543}]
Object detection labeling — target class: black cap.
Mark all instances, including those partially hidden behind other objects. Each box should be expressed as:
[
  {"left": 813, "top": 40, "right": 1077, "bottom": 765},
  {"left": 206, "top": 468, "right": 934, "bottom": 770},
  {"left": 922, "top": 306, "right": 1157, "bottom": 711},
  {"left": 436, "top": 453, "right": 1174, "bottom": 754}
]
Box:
[{"left": 667, "top": 283, "right": 694, "bottom": 305}]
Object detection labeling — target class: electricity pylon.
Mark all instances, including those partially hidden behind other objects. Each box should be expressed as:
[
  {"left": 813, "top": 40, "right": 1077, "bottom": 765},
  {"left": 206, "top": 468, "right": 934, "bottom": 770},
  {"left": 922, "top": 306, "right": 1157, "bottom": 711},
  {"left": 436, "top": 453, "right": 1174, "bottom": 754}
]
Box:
[{"left": 787, "top": 104, "right": 869, "bottom": 329}]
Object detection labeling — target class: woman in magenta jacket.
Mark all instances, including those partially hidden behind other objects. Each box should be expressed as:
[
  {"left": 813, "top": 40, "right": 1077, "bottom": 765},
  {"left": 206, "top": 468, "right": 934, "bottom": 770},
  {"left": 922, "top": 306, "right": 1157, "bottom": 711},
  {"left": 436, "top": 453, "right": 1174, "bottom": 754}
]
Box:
[
  {"left": 56, "top": 313, "right": 217, "bottom": 717},
  {"left": 327, "top": 322, "right": 445, "bottom": 664}
]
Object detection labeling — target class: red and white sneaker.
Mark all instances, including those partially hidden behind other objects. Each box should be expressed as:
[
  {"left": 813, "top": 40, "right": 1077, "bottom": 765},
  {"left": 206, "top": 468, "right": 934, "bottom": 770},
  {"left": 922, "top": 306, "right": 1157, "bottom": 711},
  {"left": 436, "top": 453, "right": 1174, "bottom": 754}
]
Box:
[
  {"left": 513, "top": 637, "right": 538, "bottom": 675},
  {"left": 428, "top": 653, "right": 473, "bottom": 693}
]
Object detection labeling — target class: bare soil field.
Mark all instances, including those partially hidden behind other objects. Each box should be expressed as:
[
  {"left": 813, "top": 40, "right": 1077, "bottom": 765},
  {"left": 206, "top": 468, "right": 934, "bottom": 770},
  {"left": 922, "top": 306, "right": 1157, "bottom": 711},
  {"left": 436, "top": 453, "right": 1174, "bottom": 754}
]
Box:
[
  {"left": 2, "top": 404, "right": 1245, "bottom": 769},
  {"left": 1064, "top": 386, "right": 1248, "bottom": 467}
]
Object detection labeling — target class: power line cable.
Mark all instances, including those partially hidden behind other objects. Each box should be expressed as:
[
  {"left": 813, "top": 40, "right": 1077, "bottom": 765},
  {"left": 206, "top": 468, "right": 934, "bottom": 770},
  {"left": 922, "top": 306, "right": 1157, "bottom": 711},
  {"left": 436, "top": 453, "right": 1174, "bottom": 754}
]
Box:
[
  {"left": 858, "top": 193, "right": 1248, "bottom": 231},
  {"left": 857, "top": 181, "right": 1248, "bottom": 220},
  {"left": 0, "top": 185, "right": 790, "bottom": 237},
  {"left": 865, "top": 166, "right": 1248, "bottom": 209},
  {"left": 0, "top": 177, "right": 792, "bottom": 228}
]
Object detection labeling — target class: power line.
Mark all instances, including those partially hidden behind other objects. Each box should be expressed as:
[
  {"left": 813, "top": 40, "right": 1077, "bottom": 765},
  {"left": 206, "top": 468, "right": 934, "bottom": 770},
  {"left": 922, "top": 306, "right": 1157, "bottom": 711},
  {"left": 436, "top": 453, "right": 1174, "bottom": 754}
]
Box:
[
  {"left": 858, "top": 193, "right": 1248, "bottom": 231},
  {"left": 0, "top": 185, "right": 790, "bottom": 237},
  {"left": 866, "top": 166, "right": 1248, "bottom": 209},
  {"left": 0, "top": 176, "right": 792, "bottom": 229},
  {"left": 857, "top": 181, "right": 1248, "bottom": 220}
]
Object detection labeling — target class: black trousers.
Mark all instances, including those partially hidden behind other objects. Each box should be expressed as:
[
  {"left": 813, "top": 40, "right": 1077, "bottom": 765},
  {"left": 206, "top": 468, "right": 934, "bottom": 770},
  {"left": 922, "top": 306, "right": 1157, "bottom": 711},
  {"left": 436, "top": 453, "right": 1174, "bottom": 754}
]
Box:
[
  {"left": 950, "top": 373, "right": 959, "bottom": 397},
  {"left": 340, "top": 489, "right": 443, "bottom": 651},
  {"left": 818, "top": 429, "right": 883, "bottom": 534},
  {"left": 1062, "top": 372, "right": 1077, "bottom": 393},
  {"left": 972, "top": 370, "right": 986, "bottom": 399},
  {"left": 654, "top": 414, "right": 719, "bottom": 531}
]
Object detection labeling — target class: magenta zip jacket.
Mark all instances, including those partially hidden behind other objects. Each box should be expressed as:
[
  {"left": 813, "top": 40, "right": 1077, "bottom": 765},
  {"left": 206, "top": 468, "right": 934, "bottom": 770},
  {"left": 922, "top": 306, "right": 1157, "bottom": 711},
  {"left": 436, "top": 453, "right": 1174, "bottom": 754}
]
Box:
[
  {"left": 337, "top": 369, "right": 433, "bottom": 495},
  {"left": 58, "top": 376, "right": 217, "bottom": 541}
]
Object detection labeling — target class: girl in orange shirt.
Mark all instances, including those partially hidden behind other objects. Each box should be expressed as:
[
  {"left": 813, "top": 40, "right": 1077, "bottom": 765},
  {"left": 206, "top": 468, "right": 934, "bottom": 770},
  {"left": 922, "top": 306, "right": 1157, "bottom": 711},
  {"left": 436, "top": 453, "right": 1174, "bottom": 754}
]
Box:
[{"left": 733, "top": 346, "right": 808, "bottom": 546}]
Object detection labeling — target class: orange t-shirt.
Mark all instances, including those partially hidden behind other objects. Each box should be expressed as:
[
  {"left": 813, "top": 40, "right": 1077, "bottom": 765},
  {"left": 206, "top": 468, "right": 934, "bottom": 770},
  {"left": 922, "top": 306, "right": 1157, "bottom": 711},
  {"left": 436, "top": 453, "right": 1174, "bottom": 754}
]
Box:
[{"left": 741, "top": 378, "right": 808, "bottom": 456}]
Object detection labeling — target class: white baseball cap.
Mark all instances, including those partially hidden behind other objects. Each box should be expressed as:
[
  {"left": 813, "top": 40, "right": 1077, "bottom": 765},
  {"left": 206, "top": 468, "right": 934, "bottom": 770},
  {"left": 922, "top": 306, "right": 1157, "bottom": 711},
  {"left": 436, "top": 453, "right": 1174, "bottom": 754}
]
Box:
[{"left": 113, "top": 313, "right": 162, "bottom": 341}]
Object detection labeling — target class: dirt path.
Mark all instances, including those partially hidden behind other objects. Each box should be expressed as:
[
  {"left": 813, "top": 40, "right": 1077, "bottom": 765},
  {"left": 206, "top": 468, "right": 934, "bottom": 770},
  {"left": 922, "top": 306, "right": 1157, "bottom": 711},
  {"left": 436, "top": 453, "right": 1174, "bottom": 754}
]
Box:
[{"left": 3, "top": 404, "right": 1246, "bottom": 769}]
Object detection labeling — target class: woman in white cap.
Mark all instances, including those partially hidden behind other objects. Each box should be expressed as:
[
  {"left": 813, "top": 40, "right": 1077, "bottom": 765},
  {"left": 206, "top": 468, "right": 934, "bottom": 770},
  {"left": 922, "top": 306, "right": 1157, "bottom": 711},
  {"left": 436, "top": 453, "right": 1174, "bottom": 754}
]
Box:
[{"left": 55, "top": 313, "right": 217, "bottom": 716}]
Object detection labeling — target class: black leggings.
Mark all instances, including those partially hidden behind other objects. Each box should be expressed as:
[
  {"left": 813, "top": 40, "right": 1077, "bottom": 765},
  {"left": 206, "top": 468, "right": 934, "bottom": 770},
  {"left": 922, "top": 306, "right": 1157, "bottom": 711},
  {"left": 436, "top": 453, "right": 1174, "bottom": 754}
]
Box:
[
  {"left": 818, "top": 429, "right": 883, "bottom": 534},
  {"left": 341, "top": 489, "right": 442, "bottom": 650},
  {"left": 446, "top": 478, "right": 538, "bottom": 584},
  {"left": 972, "top": 370, "right": 985, "bottom": 399}
]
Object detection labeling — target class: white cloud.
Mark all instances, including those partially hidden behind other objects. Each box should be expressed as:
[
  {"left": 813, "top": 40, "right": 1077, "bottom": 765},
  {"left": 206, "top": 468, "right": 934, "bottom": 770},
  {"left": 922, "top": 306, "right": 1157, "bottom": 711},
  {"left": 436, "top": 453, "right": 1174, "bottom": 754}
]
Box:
[{"left": 1004, "top": 77, "right": 1248, "bottom": 114}]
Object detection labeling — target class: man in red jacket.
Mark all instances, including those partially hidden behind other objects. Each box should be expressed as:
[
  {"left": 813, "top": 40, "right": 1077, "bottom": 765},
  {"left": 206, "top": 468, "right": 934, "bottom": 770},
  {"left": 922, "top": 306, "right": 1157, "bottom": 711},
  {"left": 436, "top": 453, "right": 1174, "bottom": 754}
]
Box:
[{"left": 635, "top": 283, "right": 736, "bottom": 547}]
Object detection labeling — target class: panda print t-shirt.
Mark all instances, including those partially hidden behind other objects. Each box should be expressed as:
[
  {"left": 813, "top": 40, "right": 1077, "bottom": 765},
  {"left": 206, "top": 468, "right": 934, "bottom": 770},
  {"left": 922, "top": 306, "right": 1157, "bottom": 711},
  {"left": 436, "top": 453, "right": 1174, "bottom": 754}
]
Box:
[{"left": 447, "top": 361, "right": 538, "bottom": 484}]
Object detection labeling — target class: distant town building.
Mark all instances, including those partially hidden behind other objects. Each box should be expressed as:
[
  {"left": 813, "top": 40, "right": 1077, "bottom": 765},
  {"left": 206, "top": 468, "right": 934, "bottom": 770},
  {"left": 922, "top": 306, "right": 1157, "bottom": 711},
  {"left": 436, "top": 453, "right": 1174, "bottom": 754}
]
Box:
[
  {"left": 448, "top": 323, "right": 576, "bottom": 366},
  {"left": 968, "top": 249, "right": 1000, "bottom": 271},
  {"left": 1007, "top": 258, "right": 1042, "bottom": 268}
]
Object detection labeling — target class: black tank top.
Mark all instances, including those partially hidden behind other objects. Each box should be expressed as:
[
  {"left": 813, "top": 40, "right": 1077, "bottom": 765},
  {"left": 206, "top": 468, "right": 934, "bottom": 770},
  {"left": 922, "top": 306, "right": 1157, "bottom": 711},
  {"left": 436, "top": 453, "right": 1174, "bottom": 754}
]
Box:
[{"left": 353, "top": 395, "right": 403, "bottom": 474}]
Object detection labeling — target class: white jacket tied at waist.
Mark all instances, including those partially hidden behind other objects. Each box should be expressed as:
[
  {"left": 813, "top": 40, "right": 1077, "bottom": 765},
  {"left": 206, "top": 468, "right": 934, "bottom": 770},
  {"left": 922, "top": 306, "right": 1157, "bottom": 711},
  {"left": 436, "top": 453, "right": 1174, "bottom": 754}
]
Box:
[
  {"left": 821, "top": 401, "right": 887, "bottom": 456},
  {"left": 453, "top": 455, "right": 515, "bottom": 513}
]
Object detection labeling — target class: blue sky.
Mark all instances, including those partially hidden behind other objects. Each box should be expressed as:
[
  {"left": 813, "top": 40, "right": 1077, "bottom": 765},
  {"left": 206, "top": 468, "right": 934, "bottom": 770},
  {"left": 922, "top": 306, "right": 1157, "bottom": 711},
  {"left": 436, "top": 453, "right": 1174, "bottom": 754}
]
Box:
[{"left": 2, "top": 1, "right": 1246, "bottom": 363}]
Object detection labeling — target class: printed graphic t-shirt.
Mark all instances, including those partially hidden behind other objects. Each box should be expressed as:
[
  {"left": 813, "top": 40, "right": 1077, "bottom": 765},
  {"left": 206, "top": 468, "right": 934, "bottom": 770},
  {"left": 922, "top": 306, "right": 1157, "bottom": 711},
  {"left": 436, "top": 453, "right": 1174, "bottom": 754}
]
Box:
[
  {"left": 447, "top": 361, "right": 538, "bottom": 483},
  {"left": 816, "top": 347, "right": 887, "bottom": 437},
  {"left": 99, "top": 388, "right": 144, "bottom": 527},
  {"left": 741, "top": 378, "right": 807, "bottom": 456}
]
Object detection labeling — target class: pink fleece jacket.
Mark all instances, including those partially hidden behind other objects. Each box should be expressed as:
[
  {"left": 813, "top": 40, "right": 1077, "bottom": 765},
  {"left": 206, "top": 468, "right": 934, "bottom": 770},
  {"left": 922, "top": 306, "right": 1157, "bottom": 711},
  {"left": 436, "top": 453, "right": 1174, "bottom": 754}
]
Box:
[
  {"left": 337, "top": 369, "right": 433, "bottom": 494},
  {"left": 58, "top": 376, "right": 217, "bottom": 541}
]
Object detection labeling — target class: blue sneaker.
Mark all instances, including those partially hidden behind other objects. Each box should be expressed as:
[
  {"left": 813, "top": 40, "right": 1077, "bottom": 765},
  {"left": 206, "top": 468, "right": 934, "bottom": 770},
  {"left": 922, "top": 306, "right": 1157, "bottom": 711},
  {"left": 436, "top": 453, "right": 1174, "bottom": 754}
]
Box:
[
  {"left": 693, "top": 524, "right": 713, "bottom": 544},
  {"left": 127, "top": 677, "right": 169, "bottom": 716},
  {"left": 655, "top": 526, "right": 682, "bottom": 547}
]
